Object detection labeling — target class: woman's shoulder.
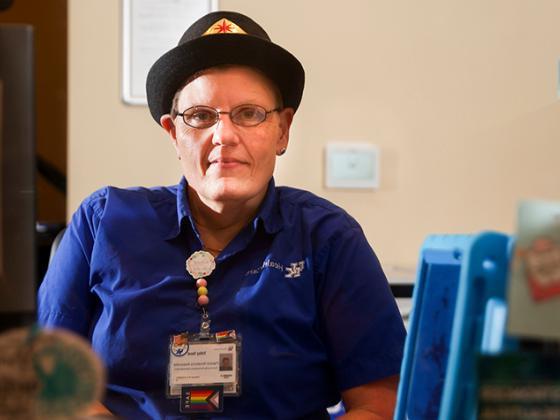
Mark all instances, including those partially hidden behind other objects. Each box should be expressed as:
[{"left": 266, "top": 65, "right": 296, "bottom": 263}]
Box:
[
  {"left": 78, "top": 183, "right": 179, "bottom": 216},
  {"left": 274, "top": 185, "right": 361, "bottom": 231}
]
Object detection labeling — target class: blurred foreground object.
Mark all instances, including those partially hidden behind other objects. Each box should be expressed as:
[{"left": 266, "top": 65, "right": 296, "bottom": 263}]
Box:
[
  {"left": 0, "top": 326, "right": 105, "bottom": 418},
  {"left": 508, "top": 199, "right": 560, "bottom": 340},
  {"left": 0, "top": 0, "right": 13, "bottom": 12}
]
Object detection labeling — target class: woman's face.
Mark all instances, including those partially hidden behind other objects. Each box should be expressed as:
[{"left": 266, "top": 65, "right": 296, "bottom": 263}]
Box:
[{"left": 161, "top": 66, "right": 293, "bottom": 208}]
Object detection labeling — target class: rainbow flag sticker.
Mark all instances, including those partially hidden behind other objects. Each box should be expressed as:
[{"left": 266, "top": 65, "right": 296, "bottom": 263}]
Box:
[
  {"left": 180, "top": 385, "right": 223, "bottom": 413},
  {"left": 215, "top": 329, "right": 236, "bottom": 342}
]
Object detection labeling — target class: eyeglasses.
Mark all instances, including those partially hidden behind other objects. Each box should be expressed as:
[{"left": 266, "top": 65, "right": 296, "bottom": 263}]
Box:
[{"left": 176, "top": 104, "right": 280, "bottom": 129}]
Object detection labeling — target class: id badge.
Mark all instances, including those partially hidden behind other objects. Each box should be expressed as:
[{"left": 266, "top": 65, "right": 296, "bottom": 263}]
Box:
[{"left": 167, "top": 330, "right": 241, "bottom": 398}]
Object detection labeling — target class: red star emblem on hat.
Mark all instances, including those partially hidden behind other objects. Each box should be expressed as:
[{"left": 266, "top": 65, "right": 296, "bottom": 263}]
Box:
[
  {"left": 202, "top": 18, "right": 247, "bottom": 36},
  {"left": 215, "top": 19, "right": 233, "bottom": 33}
]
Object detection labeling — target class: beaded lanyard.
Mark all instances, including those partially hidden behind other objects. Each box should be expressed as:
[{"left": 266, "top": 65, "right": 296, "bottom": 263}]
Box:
[{"left": 186, "top": 250, "right": 216, "bottom": 337}]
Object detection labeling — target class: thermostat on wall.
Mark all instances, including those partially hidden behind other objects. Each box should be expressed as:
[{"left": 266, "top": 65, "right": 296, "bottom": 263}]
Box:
[{"left": 325, "top": 142, "right": 379, "bottom": 189}]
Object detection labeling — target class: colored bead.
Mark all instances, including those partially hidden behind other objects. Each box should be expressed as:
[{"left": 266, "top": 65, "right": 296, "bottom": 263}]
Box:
[
  {"left": 196, "top": 278, "right": 207, "bottom": 288},
  {"left": 197, "top": 286, "right": 208, "bottom": 296},
  {"left": 197, "top": 295, "right": 209, "bottom": 306}
]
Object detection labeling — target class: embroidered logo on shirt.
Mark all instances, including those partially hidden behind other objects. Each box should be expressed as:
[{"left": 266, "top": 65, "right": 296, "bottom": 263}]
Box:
[
  {"left": 245, "top": 259, "right": 284, "bottom": 275},
  {"left": 284, "top": 261, "right": 305, "bottom": 278},
  {"left": 245, "top": 259, "right": 306, "bottom": 278}
]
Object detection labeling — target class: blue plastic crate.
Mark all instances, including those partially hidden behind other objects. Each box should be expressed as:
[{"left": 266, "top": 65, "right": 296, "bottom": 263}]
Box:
[{"left": 395, "top": 232, "right": 515, "bottom": 420}]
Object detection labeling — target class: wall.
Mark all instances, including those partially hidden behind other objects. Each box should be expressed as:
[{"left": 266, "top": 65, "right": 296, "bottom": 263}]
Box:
[{"left": 68, "top": 0, "right": 560, "bottom": 270}]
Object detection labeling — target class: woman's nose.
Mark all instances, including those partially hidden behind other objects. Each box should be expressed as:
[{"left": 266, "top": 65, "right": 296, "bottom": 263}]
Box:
[{"left": 211, "top": 114, "right": 240, "bottom": 146}]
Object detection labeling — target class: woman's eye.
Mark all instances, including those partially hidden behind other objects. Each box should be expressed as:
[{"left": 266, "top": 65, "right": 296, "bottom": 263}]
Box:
[
  {"left": 192, "top": 111, "right": 213, "bottom": 121},
  {"left": 235, "top": 107, "right": 262, "bottom": 121},
  {"left": 240, "top": 108, "right": 256, "bottom": 118}
]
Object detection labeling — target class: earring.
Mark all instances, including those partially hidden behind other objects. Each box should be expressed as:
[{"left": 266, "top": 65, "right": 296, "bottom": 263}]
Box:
[
  {"left": 277, "top": 148, "right": 287, "bottom": 156},
  {"left": 177, "top": 155, "right": 181, "bottom": 160}
]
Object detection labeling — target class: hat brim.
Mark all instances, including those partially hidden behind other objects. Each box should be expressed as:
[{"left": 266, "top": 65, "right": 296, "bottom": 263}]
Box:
[{"left": 146, "top": 34, "right": 305, "bottom": 124}]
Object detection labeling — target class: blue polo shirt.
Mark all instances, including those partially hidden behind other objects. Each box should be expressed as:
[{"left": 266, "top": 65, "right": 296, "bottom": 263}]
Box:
[{"left": 38, "top": 177, "right": 405, "bottom": 419}]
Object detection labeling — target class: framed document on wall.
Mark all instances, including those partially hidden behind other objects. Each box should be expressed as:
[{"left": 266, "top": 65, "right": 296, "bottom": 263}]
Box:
[{"left": 122, "top": 0, "right": 219, "bottom": 105}]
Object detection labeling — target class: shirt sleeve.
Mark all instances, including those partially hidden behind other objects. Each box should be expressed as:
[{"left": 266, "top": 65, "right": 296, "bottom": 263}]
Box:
[
  {"left": 317, "top": 225, "right": 406, "bottom": 392},
  {"left": 37, "top": 191, "right": 105, "bottom": 337}
]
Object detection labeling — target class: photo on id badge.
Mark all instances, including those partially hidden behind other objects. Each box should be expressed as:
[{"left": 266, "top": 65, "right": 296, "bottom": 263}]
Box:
[{"left": 219, "top": 353, "right": 233, "bottom": 371}]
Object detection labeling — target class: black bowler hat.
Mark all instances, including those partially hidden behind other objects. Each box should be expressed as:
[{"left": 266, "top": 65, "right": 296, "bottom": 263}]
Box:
[{"left": 146, "top": 11, "right": 305, "bottom": 125}]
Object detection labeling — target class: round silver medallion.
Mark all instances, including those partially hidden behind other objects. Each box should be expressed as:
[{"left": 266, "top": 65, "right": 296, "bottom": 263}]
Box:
[{"left": 186, "top": 250, "right": 216, "bottom": 279}]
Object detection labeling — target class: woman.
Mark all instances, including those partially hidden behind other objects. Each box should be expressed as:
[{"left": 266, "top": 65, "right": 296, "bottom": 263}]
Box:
[{"left": 38, "top": 11, "right": 405, "bottom": 419}]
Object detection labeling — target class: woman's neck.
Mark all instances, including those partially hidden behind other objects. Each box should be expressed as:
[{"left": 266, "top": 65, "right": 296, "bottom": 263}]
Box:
[{"left": 187, "top": 187, "right": 264, "bottom": 254}]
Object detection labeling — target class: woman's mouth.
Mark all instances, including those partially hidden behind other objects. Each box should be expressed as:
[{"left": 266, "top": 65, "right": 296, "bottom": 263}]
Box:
[{"left": 208, "top": 158, "right": 246, "bottom": 170}]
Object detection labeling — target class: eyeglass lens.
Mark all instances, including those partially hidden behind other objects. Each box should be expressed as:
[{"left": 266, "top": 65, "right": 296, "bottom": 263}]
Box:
[{"left": 181, "top": 105, "right": 270, "bottom": 128}]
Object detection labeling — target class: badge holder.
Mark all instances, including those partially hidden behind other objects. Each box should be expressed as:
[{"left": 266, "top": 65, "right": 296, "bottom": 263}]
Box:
[
  {"left": 167, "top": 326, "right": 241, "bottom": 414},
  {"left": 168, "top": 250, "right": 241, "bottom": 413}
]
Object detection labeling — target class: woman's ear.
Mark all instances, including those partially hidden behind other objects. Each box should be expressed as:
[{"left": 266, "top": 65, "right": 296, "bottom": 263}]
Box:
[
  {"left": 160, "top": 114, "right": 176, "bottom": 140},
  {"left": 277, "top": 107, "right": 294, "bottom": 152},
  {"left": 159, "top": 114, "right": 177, "bottom": 148},
  {"left": 160, "top": 114, "right": 181, "bottom": 157}
]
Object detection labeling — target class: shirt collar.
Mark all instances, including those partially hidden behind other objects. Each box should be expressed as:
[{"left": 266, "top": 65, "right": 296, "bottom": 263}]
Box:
[
  {"left": 253, "top": 178, "right": 283, "bottom": 235},
  {"left": 166, "top": 177, "right": 283, "bottom": 240}
]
